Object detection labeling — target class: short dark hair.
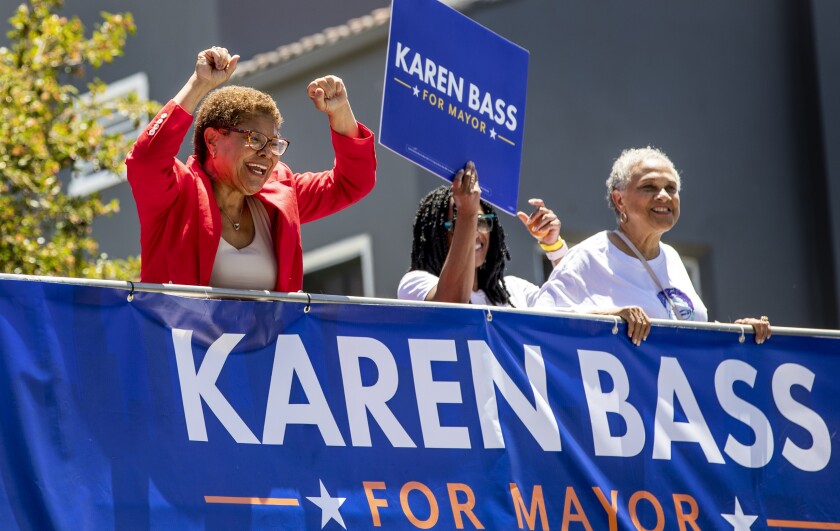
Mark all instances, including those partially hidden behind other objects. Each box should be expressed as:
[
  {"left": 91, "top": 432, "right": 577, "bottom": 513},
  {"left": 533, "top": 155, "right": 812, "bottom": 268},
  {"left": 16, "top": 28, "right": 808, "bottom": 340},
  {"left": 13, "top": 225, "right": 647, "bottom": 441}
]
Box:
[
  {"left": 193, "top": 85, "right": 283, "bottom": 164},
  {"left": 409, "top": 185, "right": 514, "bottom": 306}
]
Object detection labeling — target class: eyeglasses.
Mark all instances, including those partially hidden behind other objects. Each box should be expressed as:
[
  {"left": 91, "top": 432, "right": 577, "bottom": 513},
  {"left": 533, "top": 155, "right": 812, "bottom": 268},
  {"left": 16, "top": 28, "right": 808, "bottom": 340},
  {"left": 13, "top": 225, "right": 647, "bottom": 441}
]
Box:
[
  {"left": 443, "top": 213, "right": 495, "bottom": 233},
  {"left": 224, "top": 127, "right": 290, "bottom": 157}
]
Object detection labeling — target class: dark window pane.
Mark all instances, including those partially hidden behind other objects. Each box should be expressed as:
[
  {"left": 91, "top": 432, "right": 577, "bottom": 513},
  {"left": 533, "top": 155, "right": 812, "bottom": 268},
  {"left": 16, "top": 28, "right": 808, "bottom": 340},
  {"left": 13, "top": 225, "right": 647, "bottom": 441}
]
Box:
[{"left": 303, "top": 256, "right": 364, "bottom": 296}]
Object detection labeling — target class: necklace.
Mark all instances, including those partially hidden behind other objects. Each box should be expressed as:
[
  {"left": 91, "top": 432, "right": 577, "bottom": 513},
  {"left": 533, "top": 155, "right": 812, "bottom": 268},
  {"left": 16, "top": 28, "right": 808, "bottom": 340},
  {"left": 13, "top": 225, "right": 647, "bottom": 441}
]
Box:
[{"left": 220, "top": 200, "right": 245, "bottom": 231}]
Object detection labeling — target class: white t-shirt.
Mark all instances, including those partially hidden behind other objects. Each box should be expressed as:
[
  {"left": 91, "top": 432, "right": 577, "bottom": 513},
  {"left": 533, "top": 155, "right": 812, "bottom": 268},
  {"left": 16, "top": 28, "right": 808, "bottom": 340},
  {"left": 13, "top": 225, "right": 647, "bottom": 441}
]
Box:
[
  {"left": 209, "top": 197, "right": 277, "bottom": 290},
  {"left": 398, "top": 269, "right": 540, "bottom": 308},
  {"left": 535, "top": 231, "right": 708, "bottom": 321}
]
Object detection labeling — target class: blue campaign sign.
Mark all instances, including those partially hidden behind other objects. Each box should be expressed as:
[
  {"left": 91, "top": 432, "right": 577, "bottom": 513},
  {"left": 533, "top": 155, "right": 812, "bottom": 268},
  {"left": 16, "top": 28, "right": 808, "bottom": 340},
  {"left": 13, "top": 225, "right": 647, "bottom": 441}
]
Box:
[
  {"left": 2, "top": 277, "right": 840, "bottom": 530},
  {"left": 379, "top": 0, "right": 529, "bottom": 215}
]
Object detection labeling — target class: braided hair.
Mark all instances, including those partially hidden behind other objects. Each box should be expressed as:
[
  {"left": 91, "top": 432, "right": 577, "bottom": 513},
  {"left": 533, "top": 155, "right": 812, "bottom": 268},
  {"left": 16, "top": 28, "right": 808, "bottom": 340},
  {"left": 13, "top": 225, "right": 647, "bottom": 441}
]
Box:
[{"left": 409, "top": 185, "right": 514, "bottom": 306}]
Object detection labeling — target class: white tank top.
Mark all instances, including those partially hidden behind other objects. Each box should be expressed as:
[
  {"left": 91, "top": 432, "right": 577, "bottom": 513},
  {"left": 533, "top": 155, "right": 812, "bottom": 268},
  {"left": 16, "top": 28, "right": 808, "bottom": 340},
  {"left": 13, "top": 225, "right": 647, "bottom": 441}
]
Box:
[{"left": 209, "top": 197, "right": 277, "bottom": 290}]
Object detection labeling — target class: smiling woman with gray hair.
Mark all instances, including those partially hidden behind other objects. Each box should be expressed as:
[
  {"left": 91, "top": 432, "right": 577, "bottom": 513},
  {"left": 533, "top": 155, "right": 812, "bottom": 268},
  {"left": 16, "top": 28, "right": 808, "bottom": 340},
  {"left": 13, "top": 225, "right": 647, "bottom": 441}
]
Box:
[
  {"left": 536, "top": 147, "right": 771, "bottom": 346},
  {"left": 127, "top": 46, "right": 376, "bottom": 292}
]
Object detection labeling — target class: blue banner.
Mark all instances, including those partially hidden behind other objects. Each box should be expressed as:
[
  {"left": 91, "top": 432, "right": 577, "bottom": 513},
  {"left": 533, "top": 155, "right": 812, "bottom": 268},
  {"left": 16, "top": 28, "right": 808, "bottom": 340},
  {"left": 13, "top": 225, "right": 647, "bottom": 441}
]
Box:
[
  {"left": 379, "top": 0, "right": 529, "bottom": 215},
  {"left": 1, "top": 278, "right": 839, "bottom": 530}
]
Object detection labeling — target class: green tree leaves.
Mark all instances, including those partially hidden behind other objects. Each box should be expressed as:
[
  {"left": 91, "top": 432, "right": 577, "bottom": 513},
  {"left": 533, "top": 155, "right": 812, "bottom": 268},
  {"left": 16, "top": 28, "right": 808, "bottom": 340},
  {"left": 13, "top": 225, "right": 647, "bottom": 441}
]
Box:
[{"left": 0, "top": 0, "right": 156, "bottom": 279}]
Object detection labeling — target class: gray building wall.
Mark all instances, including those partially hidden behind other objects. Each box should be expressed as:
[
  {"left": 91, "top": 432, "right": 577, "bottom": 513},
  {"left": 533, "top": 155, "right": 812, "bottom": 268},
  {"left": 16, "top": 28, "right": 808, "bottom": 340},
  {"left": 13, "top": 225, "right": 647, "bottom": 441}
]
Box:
[
  {"left": 465, "top": 0, "right": 836, "bottom": 329},
  {"left": 0, "top": 0, "right": 389, "bottom": 258},
  {"left": 812, "top": 0, "right": 840, "bottom": 326},
  {"left": 1, "top": 0, "right": 837, "bottom": 329}
]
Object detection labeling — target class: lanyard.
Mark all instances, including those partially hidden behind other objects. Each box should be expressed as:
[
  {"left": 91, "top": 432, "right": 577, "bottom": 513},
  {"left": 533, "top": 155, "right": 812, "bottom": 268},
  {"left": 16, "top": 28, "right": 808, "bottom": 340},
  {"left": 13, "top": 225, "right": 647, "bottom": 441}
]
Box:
[{"left": 612, "top": 230, "right": 684, "bottom": 321}]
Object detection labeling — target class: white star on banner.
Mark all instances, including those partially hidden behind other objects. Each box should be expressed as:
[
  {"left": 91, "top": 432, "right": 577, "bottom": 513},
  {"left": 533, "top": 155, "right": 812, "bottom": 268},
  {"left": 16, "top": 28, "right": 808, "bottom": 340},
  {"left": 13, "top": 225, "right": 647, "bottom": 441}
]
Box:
[
  {"left": 306, "top": 480, "right": 347, "bottom": 529},
  {"left": 413, "top": 85, "right": 420, "bottom": 97},
  {"left": 489, "top": 128, "right": 497, "bottom": 139},
  {"left": 721, "top": 497, "right": 758, "bottom": 531}
]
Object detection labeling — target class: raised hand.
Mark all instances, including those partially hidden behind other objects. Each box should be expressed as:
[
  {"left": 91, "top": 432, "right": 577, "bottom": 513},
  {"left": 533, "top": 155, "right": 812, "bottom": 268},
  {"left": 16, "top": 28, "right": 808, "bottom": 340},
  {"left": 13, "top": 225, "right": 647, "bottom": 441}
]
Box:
[
  {"left": 452, "top": 161, "right": 481, "bottom": 218},
  {"left": 424, "top": 161, "right": 482, "bottom": 304},
  {"left": 195, "top": 46, "right": 239, "bottom": 89},
  {"left": 307, "top": 76, "right": 349, "bottom": 113},
  {"left": 517, "top": 198, "right": 561, "bottom": 245},
  {"left": 174, "top": 46, "right": 240, "bottom": 112},
  {"left": 307, "top": 75, "right": 359, "bottom": 138}
]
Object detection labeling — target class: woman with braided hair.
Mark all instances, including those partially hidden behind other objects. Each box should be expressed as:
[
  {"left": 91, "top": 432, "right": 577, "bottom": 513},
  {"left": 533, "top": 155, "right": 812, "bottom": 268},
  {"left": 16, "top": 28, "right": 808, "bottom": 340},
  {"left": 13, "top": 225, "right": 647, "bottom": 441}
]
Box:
[{"left": 398, "top": 162, "right": 566, "bottom": 307}]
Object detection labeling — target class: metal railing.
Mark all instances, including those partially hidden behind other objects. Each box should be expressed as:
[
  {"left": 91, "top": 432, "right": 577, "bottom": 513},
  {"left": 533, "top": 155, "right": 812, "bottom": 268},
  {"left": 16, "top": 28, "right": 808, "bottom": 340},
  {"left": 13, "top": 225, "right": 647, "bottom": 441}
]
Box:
[{"left": 1, "top": 273, "right": 838, "bottom": 339}]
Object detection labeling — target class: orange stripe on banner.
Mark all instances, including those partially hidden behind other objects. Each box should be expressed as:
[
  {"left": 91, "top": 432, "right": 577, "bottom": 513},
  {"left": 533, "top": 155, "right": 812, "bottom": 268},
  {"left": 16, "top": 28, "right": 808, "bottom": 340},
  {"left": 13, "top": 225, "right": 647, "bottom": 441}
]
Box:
[
  {"left": 766, "top": 520, "right": 840, "bottom": 530},
  {"left": 497, "top": 135, "right": 516, "bottom": 146},
  {"left": 394, "top": 77, "right": 412, "bottom": 89},
  {"left": 204, "top": 496, "right": 299, "bottom": 506}
]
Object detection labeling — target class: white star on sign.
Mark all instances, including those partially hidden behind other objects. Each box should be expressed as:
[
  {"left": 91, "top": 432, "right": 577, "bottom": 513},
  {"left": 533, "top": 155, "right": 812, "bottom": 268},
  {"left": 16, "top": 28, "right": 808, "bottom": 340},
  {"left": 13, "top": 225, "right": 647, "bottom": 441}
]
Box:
[
  {"left": 413, "top": 85, "right": 420, "bottom": 97},
  {"left": 721, "top": 497, "right": 758, "bottom": 531},
  {"left": 306, "top": 480, "right": 347, "bottom": 529},
  {"left": 489, "top": 128, "right": 497, "bottom": 139}
]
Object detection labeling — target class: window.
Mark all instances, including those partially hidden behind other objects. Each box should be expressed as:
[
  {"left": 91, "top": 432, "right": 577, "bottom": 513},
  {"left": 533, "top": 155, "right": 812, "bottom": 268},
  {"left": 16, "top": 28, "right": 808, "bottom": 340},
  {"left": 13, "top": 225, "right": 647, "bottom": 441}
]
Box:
[
  {"left": 680, "top": 255, "right": 703, "bottom": 297},
  {"left": 302, "top": 234, "right": 374, "bottom": 297},
  {"left": 68, "top": 72, "right": 149, "bottom": 196}
]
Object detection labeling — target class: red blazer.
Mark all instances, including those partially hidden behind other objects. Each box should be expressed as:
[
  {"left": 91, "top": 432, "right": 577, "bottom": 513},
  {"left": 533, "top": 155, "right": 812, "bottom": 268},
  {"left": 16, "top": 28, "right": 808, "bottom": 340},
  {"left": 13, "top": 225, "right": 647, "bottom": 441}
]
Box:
[{"left": 126, "top": 100, "right": 376, "bottom": 292}]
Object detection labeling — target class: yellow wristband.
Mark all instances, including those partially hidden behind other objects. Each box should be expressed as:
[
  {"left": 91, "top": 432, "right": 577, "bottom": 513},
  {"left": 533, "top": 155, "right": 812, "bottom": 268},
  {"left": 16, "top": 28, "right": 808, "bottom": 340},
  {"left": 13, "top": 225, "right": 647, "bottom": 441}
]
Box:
[{"left": 539, "top": 238, "right": 565, "bottom": 252}]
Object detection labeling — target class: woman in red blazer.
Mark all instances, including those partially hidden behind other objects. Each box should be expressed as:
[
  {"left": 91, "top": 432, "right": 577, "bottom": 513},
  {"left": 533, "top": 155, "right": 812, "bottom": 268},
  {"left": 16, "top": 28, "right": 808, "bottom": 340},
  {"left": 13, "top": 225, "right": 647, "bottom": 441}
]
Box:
[{"left": 127, "top": 46, "right": 376, "bottom": 292}]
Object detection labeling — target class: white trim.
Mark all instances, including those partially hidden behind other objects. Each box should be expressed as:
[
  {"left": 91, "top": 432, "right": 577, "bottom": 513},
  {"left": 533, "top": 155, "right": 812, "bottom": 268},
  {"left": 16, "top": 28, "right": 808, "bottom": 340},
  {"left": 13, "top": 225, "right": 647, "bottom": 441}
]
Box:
[
  {"left": 234, "top": 26, "right": 389, "bottom": 88},
  {"left": 681, "top": 255, "right": 703, "bottom": 297},
  {"left": 68, "top": 72, "right": 149, "bottom": 197},
  {"left": 302, "top": 234, "right": 375, "bottom": 297}
]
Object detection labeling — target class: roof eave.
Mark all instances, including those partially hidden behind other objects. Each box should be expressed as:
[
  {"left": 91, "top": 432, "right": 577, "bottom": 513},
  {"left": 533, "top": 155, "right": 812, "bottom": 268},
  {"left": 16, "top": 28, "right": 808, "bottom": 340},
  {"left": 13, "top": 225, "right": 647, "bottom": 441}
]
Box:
[{"left": 231, "top": 13, "right": 390, "bottom": 89}]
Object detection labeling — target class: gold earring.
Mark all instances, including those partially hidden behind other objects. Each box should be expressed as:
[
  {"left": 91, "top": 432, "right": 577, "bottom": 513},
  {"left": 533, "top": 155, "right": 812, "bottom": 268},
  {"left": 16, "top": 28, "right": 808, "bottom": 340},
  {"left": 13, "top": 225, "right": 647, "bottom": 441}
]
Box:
[{"left": 620, "top": 211, "right": 628, "bottom": 223}]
